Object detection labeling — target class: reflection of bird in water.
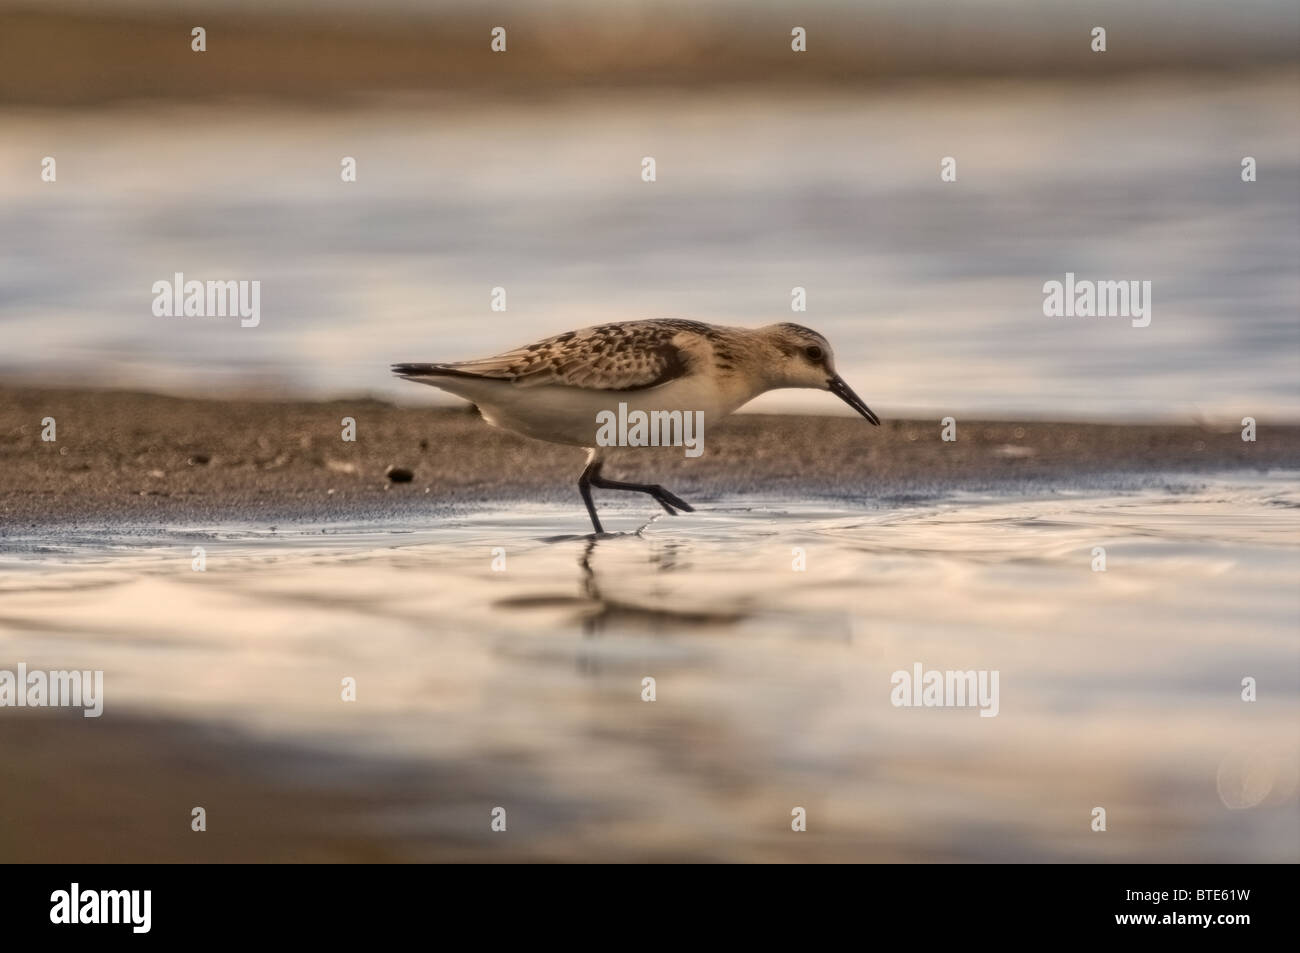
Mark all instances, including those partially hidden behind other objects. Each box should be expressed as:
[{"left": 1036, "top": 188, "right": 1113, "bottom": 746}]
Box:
[
  {"left": 393, "top": 320, "right": 880, "bottom": 533},
  {"left": 575, "top": 528, "right": 747, "bottom": 647}
]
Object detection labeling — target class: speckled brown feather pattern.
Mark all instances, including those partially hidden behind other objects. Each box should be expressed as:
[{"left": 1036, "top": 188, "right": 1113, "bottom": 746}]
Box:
[
  {"left": 398, "top": 319, "right": 728, "bottom": 391},
  {"left": 392, "top": 319, "right": 841, "bottom": 395}
]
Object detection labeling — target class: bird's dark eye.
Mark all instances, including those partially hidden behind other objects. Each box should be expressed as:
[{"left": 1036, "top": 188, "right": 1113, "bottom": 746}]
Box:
[{"left": 805, "top": 345, "right": 823, "bottom": 362}]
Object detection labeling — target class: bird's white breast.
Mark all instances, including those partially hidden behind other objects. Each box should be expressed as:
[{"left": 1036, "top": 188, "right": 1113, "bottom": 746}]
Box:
[{"left": 431, "top": 374, "right": 751, "bottom": 449}]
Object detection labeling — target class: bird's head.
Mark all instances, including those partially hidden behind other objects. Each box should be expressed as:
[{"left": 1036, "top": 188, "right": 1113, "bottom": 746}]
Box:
[{"left": 759, "top": 323, "right": 880, "bottom": 425}]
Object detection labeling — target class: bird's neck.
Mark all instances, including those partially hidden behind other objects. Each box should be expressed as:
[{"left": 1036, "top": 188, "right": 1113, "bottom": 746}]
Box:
[{"left": 709, "top": 327, "right": 790, "bottom": 405}]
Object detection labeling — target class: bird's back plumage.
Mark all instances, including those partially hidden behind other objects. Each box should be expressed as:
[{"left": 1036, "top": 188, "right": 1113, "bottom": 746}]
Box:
[
  {"left": 392, "top": 317, "right": 875, "bottom": 448},
  {"left": 393, "top": 319, "right": 724, "bottom": 392}
]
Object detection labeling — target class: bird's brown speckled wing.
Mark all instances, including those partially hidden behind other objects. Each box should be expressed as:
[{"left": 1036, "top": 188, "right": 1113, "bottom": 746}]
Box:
[{"left": 411, "top": 320, "right": 717, "bottom": 391}]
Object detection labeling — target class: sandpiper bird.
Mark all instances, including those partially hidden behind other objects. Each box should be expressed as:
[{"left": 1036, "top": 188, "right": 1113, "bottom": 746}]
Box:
[{"left": 393, "top": 320, "right": 879, "bottom": 533}]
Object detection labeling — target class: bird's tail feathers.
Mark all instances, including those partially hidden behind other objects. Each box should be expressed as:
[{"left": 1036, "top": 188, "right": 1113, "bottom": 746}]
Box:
[{"left": 391, "top": 362, "right": 494, "bottom": 382}]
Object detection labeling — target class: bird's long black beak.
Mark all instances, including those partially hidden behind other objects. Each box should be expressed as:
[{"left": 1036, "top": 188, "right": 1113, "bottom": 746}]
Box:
[{"left": 828, "top": 375, "right": 880, "bottom": 425}]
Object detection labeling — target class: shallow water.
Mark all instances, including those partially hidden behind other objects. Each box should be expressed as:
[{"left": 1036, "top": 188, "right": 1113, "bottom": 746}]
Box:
[
  {"left": 2, "top": 75, "right": 1298, "bottom": 420},
  {"left": 1, "top": 473, "right": 1297, "bottom": 861}
]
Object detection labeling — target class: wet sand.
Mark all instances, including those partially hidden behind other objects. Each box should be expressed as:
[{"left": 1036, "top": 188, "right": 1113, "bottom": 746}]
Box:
[{"left": 2, "top": 387, "right": 1296, "bottom": 530}]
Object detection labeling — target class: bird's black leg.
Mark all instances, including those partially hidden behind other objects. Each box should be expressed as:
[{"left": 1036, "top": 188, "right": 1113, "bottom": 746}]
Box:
[
  {"left": 589, "top": 463, "right": 694, "bottom": 516},
  {"left": 578, "top": 457, "right": 605, "bottom": 534}
]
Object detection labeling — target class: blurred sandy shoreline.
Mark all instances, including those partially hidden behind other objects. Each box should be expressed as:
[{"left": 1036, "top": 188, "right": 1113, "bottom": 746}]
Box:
[
  {"left": 2, "top": 386, "right": 1296, "bottom": 529},
  {"left": 4, "top": 2, "right": 1294, "bottom": 106}
]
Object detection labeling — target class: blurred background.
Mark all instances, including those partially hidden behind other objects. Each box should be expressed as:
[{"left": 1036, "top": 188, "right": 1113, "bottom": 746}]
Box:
[{"left": 0, "top": 0, "right": 1297, "bottom": 420}]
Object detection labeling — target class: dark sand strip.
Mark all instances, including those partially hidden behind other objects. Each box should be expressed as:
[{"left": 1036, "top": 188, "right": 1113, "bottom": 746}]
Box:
[{"left": 1, "top": 387, "right": 1296, "bottom": 529}]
